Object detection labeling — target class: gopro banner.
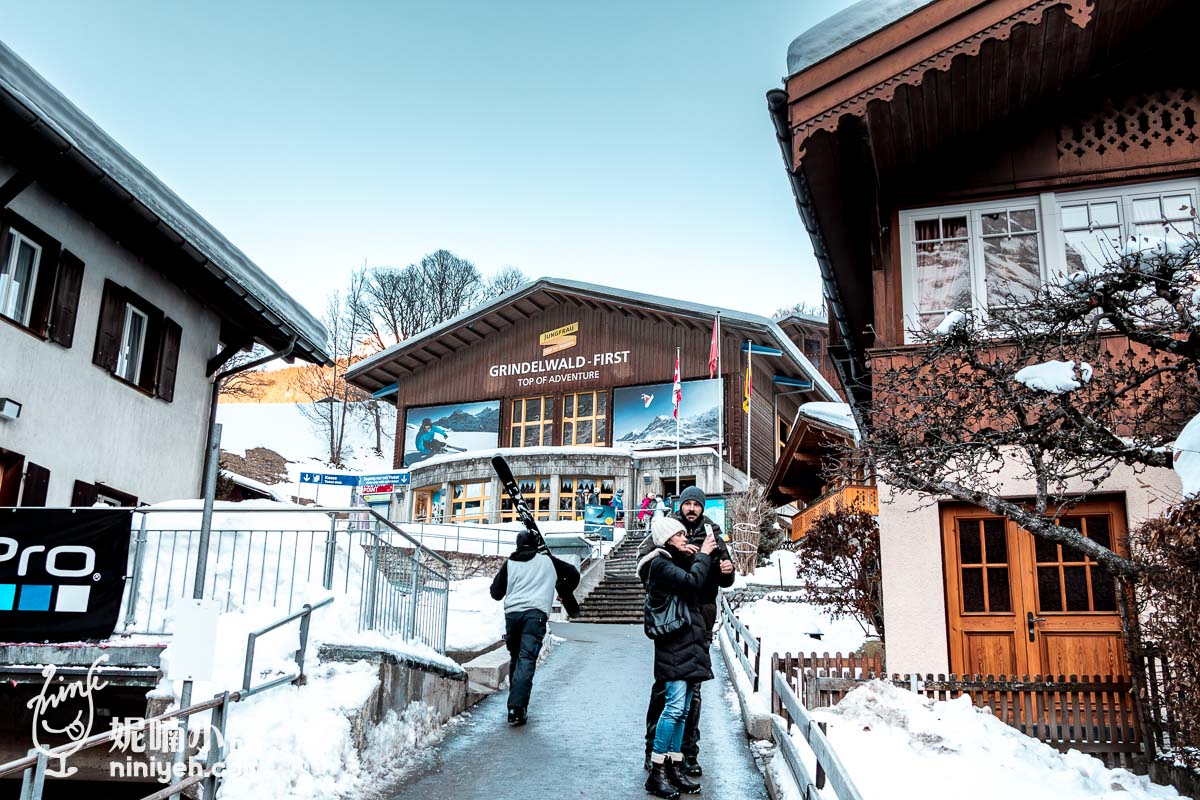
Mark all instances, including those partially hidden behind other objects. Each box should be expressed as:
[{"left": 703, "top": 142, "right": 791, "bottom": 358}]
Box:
[{"left": 0, "top": 509, "right": 133, "bottom": 642}]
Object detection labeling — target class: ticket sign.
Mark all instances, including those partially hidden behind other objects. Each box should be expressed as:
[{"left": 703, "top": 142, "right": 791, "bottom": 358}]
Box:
[
  {"left": 360, "top": 472, "right": 410, "bottom": 494},
  {"left": 299, "top": 472, "right": 359, "bottom": 486}
]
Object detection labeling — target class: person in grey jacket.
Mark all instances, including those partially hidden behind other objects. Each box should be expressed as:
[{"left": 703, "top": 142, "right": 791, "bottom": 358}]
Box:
[{"left": 489, "top": 530, "right": 579, "bottom": 726}]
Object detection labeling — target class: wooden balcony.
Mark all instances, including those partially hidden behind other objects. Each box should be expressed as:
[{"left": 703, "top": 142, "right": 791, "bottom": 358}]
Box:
[{"left": 792, "top": 485, "right": 878, "bottom": 541}]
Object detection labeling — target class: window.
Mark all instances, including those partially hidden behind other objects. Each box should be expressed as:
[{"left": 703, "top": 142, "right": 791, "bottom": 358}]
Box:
[
  {"left": 955, "top": 517, "right": 1012, "bottom": 614},
  {"left": 563, "top": 391, "right": 608, "bottom": 447},
  {"left": 1035, "top": 515, "right": 1117, "bottom": 613},
  {"left": 0, "top": 212, "right": 84, "bottom": 345},
  {"left": 450, "top": 480, "right": 490, "bottom": 523},
  {"left": 93, "top": 280, "right": 183, "bottom": 400},
  {"left": 559, "top": 476, "right": 614, "bottom": 518},
  {"left": 501, "top": 476, "right": 552, "bottom": 522},
  {"left": 510, "top": 396, "right": 554, "bottom": 447},
  {"left": 901, "top": 178, "right": 1200, "bottom": 340},
  {"left": 0, "top": 231, "right": 41, "bottom": 326},
  {"left": 116, "top": 304, "right": 149, "bottom": 383}
]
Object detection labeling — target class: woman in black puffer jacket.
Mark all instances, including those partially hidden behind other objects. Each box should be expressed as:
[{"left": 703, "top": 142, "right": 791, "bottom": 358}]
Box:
[{"left": 637, "top": 516, "right": 717, "bottom": 798}]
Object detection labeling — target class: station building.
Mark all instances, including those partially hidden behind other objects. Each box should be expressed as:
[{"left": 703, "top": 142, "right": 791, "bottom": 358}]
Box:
[{"left": 345, "top": 278, "right": 836, "bottom": 525}]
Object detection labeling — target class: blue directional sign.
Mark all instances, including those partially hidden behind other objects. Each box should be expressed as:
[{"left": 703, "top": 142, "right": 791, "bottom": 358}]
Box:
[
  {"left": 359, "top": 471, "right": 410, "bottom": 486},
  {"left": 298, "top": 472, "right": 359, "bottom": 486}
]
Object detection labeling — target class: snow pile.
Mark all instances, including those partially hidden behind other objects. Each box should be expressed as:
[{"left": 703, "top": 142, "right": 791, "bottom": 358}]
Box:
[
  {"left": 737, "top": 594, "right": 870, "bottom": 665},
  {"left": 798, "top": 402, "right": 859, "bottom": 438},
  {"left": 445, "top": 576, "right": 505, "bottom": 652},
  {"left": 933, "top": 309, "right": 967, "bottom": 335},
  {"left": 1174, "top": 412, "right": 1200, "bottom": 499},
  {"left": 1013, "top": 359, "right": 1094, "bottom": 394},
  {"left": 802, "top": 681, "right": 1181, "bottom": 800}
]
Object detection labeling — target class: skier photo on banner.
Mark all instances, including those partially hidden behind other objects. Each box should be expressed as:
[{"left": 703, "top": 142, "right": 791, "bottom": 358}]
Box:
[{"left": 415, "top": 418, "right": 450, "bottom": 456}]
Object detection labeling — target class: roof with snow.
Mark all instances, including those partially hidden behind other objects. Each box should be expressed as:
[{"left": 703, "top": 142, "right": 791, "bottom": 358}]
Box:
[
  {"left": 787, "top": 0, "right": 937, "bottom": 76},
  {"left": 345, "top": 277, "right": 840, "bottom": 402},
  {"left": 0, "top": 41, "right": 330, "bottom": 364}
]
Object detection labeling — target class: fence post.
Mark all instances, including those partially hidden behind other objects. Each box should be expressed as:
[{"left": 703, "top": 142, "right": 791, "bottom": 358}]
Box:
[
  {"left": 753, "top": 637, "right": 761, "bottom": 694},
  {"left": 201, "top": 692, "right": 230, "bottom": 800},
  {"left": 242, "top": 632, "right": 258, "bottom": 692},
  {"left": 123, "top": 512, "right": 150, "bottom": 630},
  {"left": 406, "top": 548, "right": 422, "bottom": 642},
  {"left": 296, "top": 604, "right": 314, "bottom": 684},
  {"left": 322, "top": 516, "right": 338, "bottom": 590},
  {"left": 364, "top": 525, "right": 381, "bottom": 631}
]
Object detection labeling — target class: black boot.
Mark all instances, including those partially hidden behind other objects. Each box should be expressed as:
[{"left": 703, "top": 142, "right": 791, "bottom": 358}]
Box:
[
  {"left": 508, "top": 707, "right": 527, "bottom": 726},
  {"left": 644, "top": 750, "right": 653, "bottom": 771},
  {"left": 681, "top": 757, "right": 703, "bottom": 777},
  {"left": 665, "top": 757, "right": 702, "bottom": 794},
  {"left": 644, "top": 761, "right": 680, "bottom": 798}
]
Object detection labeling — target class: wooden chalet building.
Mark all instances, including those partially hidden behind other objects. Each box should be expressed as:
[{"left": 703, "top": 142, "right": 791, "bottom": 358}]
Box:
[
  {"left": 768, "top": 0, "right": 1190, "bottom": 677},
  {"left": 345, "top": 278, "right": 836, "bottom": 525}
]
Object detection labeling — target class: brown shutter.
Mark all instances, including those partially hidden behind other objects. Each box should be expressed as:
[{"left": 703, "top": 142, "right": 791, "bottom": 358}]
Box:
[
  {"left": 20, "top": 463, "right": 49, "bottom": 507},
  {"left": 26, "top": 235, "right": 61, "bottom": 336},
  {"left": 48, "top": 251, "right": 84, "bottom": 347},
  {"left": 71, "top": 480, "right": 98, "bottom": 506},
  {"left": 138, "top": 308, "right": 165, "bottom": 392},
  {"left": 93, "top": 280, "right": 125, "bottom": 372},
  {"left": 156, "top": 318, "right": 182, "bottom": 401}
]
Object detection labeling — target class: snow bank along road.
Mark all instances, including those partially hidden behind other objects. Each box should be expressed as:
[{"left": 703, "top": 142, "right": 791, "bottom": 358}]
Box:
[{"left": 382, "top": 622, "right": 769, "bottom": 799}]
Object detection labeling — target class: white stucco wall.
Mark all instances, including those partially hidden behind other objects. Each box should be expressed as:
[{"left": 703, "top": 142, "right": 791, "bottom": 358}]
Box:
[
  {"left": 0, "top": 163, "right": 220, "bottom": 505},
  {"left": 879, "top": 459, "right": 1183, "bottom": 675}
]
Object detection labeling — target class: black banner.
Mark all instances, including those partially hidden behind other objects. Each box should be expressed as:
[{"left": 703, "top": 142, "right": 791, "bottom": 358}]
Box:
[{"left": 0, "top": 509, "right": 133, "bottom": 642}]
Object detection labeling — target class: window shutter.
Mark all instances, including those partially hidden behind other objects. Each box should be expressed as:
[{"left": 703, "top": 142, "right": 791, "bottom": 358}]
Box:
[
  {"left": 71, "top": 480, "right": 98, "bottom": 506},
  {"left": 138, "top": 308, "right": 165, "bottom": 392},
  {"left": 48, "top": 251, "right": 84, "bottom": 347},
  {"left": 156, "top": 317, "right": 182, "bottom": 401},
  {"left": 92, "top": 280, "right": 125, "bottom": 372},
  {"left": 20, "top": 463, "right": 49, "bottom": 507},
  {"left": 26, "top": 236, "right": 61, "bottom": 336}
]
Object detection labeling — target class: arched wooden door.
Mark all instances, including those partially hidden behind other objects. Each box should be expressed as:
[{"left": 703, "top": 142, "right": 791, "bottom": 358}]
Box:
[{"left": 941, "top": 500, "right": 1127, "bottom": 678}]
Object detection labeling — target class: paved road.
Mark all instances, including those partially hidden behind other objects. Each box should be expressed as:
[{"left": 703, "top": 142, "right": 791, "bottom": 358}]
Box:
[{"left": 383, "top": 622, "right": 769, "bottom": 799}]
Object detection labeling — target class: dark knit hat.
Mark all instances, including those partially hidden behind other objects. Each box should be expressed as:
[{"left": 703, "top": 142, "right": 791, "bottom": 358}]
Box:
[{"left": 679, "top": 486, "right": 707, "bottom": 508}]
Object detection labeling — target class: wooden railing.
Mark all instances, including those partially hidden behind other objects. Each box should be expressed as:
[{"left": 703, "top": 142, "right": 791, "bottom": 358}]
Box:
[
  {"left": 719, "top": 593, "right": 761, "bottom": 692},
  {"left": 792, "top": 485, "right": 878, "bottom": 540},
  {"left": 774, "top": 652, "right": 1143, "bottom": 770},
  {"left": 772, "top": 669, "right": 865, "bottom": 800}
]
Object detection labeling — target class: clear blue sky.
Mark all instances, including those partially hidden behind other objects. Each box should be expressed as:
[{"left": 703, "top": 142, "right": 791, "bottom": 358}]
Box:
[{"left": 2, "top": 1, "right": 855, "bottom": 321}]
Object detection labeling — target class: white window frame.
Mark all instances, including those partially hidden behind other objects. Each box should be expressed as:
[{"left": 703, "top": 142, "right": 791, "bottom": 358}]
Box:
[
  {"left": 899, "top": 177, "right": 1200, "bottom": 343},
  {"left": 115, "top": 304, "right": 149, "bottom": 384},
  {"left": 0, "top": 231, "right": 43, "bottom": 327}
]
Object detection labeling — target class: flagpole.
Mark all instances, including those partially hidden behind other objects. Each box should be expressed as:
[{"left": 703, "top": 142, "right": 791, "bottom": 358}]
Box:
[
  {"left": 716, "top": 314, "right": 723, "bottom": 494},
  {"left": 675, "top": 346, "right": 681, "bottom": 498}
]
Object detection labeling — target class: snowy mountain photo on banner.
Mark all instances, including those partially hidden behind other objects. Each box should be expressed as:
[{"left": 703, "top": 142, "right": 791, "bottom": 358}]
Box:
[
  {"left": 403, "top": 401, "right": 501, "bottom": 466},
  {"left": 613, "top": 378, "right": 722, "bottom": 449}
]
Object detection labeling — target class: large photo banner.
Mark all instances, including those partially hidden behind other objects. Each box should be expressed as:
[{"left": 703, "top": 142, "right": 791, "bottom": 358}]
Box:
[
  {"left": 613, "top": 377, "right": 722, "bottom": 449},
  {"left": 0, "top": 509, "right": 132, "bottom": 642},
  {"left": 404, "top": 401, "right": 501, "bottom": 466}
]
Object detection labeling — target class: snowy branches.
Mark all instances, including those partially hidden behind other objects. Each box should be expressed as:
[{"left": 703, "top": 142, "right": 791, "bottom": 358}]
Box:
[
  {"left": 794, "top": 507, "right": 883, "bottom": 637},
  {"left": 861, "top": 242, "right": 1200, "bottom": 577}
]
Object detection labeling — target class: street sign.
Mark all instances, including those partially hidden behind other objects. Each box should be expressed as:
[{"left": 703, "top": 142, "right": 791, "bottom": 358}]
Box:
[
  {"left": 299, "top": 472, "right": 359, "bottom": 486},
  {"left": 359, "top": 471, "right": 410, "bottom": 486}
]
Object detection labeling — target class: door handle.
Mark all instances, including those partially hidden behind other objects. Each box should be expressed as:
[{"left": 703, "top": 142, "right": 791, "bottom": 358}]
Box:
[{"left": 1026, "top": 612, "right": 1047, "bottom": 642}]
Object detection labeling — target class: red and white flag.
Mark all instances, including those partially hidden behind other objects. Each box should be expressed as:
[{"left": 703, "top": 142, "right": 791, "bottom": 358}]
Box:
[
  {"left": 672, "top": 351, "right": 682, "bottom": 419},
  {"left": 708, "top": 316, "right": 719, "bottom": 379}
]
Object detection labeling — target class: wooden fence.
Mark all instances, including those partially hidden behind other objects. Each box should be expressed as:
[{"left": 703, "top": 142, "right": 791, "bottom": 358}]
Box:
[
  {"left": 773, "top": 652, "right": 1142, "bottom": 770},
  {"left": 772, "top": 669, "right": 864, "bottom": 800},
  {"left": 719, "top": 594, "right": 761, "bottom": 692}
]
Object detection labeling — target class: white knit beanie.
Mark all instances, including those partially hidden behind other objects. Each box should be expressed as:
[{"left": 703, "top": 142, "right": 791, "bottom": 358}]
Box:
[{"left": 651, "top": 516, "right": 686, "bottom": 547}]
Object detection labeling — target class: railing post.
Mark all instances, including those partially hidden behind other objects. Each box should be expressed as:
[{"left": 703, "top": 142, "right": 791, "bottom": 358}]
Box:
[
  {"left": 296, "top": 604, "right": 314, "bottom": 683},
  {"left": 242, "top": 632, "right": 257, "bottom": 693},
  {"left": 322, "top": 516, "right": 338, "bottom": 590},
  {"left": 123, "top": 511, "right": 150, "bottom": 630},
  {"left": 405, "top": 548, "right": 422, "bottom": 642},
  {"left": 201, "top": 692, "right": 230, "bottom": 800},
  {"left": 364, "top": 526, "right": 380, "bottom": 631}
]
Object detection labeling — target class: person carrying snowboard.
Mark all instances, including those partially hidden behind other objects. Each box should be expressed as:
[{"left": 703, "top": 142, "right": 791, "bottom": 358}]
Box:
[{"left": 489, "top": 529, "right": 580, "bottom": 726}]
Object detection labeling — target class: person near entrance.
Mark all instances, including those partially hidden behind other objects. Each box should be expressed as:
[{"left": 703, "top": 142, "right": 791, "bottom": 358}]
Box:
[
  {"left": 638, "top": 516, "right": 718, "bottom": 797},
  {"left": 640, "top": 485, "right": 734, "bottom": 775},
  {"left": 489, "top": 530, "right": 579, "bottom": 726}
]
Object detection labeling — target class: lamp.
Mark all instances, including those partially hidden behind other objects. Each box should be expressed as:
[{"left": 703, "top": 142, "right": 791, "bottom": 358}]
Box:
[{"left": 0, "top": 398, "right": 20, "bottom": 421}]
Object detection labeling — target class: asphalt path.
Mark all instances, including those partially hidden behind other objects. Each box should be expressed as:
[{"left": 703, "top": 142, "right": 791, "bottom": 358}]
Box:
[{"left": 383, "top": 622, "right": 769, "bottom": 799}]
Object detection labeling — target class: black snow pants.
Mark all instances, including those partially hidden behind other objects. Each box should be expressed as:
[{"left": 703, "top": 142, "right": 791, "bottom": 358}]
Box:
[{"left": 505, "top": 609, "right": 548, "bottom": 711}]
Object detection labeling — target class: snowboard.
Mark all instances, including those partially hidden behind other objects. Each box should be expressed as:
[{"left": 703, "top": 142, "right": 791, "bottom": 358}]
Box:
[{"left": 491, "top": 454, "right": 581, "bottom": 617}]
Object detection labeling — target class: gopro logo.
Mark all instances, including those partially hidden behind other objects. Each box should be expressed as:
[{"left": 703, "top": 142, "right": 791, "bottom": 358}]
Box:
[
  {"left": 0, "top": 539, "right": 97, "bottom": 577},
  {"left": 0, "top": 539, "right": 98, "bottom": 613}
]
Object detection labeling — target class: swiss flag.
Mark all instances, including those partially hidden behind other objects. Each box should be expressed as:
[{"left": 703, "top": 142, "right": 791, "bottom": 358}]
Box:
[{"left": 708, "top": 316, "right": 719, "bottom": 379}]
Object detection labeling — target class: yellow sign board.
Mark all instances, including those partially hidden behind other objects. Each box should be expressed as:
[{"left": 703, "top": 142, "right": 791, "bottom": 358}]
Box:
[{"left": 540, "top": 322, "right": 579, "bottom": 356}]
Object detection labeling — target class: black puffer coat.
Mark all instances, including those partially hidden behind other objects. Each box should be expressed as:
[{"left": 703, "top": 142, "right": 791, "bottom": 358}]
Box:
[{"left": 637, "top": 545, "right": 714, "bottom": 684}]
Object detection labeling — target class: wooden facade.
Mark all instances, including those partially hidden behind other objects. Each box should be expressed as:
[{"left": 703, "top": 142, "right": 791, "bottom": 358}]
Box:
[{"left": 345, "top": 280, "right": 834, "bottom": 484}]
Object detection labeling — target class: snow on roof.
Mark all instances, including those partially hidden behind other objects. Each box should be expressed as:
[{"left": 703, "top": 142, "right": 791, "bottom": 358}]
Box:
[
  {"left": 799, "top": 401, "right": 859, "bottom": 438},
  {"left": 347, "top": 277, "right": 839, "bottom": 402},
  {"left": 787, "top": 0, "right": 937, "bottom": 76},
  {"left": 0, "top": 41, "right": 329, "bottom": 363},
  {"left": 220, "top": 469, "right": 290, "bottom": 502}
]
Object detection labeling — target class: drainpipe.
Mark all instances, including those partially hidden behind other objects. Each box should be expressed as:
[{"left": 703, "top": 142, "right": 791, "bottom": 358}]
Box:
[
  {"left": 200, "top": 336, "right": 297, "bottom": 495},
  {"left": 765, "top": 89, "right": 870, "bottom": 434}
]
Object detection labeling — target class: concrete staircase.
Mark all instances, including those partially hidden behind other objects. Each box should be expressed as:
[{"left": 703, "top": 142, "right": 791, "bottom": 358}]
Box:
[{"left": 575, "top": 530, "right": 649, "bottom": 624}]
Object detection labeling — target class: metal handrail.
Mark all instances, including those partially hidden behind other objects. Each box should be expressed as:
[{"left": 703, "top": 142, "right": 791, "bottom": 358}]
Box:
[{"left": 243, "top": 596, "right": 333, "bottom": 693}]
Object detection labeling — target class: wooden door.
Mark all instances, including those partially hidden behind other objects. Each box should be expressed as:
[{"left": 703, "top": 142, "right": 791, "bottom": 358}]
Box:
[{"left": 942, "top": 501, "right": 1127, "bottom": 677}]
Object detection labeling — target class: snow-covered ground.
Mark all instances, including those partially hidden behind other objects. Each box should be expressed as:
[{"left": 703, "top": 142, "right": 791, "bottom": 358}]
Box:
[{"left": 772, "top": 680, "right": 1182, "bottom": 800}]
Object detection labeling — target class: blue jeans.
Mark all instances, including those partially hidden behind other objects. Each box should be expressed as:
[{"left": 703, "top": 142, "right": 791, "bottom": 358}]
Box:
[{"left": 651, "top": 680, "right": 694, "bottom": 755}]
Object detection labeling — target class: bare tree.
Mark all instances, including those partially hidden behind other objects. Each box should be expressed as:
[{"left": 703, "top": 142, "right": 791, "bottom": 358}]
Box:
[
  {"left": 295, "top": 271, "right": 371, "bottom": 466},
  {"left": 794, "top": 507, "right": 884, "bottom": 637},
  {"left": 217, "top": 344, "right": 272, "bottom": 400},
  {"left": 487, "top": 265, "right": 528, "bottom": 298},
  {"left": 774, "top": 300, "right": 827, "bottom": 320}
]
